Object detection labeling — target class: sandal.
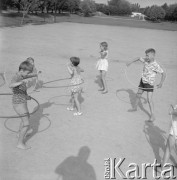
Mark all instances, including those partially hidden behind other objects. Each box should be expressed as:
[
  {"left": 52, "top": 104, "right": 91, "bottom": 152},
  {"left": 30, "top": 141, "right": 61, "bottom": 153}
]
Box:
[
  {"left": 67, "top": 107, "right": 74, "bottom": 111},
  {"left": 73, "top": 112, "right": 82, "bottom": 116}
]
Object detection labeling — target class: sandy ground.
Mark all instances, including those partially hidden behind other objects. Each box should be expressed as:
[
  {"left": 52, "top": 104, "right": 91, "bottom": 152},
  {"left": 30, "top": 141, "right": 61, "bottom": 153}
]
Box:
[{"left": 0, "top": 23, "right": 177, "bottom": 180}]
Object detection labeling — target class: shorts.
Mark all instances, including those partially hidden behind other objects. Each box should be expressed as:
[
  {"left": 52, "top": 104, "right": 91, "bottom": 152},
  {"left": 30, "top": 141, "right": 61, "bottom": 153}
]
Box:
[
  {"left": 12, "top": 94, "right": 27, "bottom": 104},
  {"left": 139, "top": 79, "right": 154, "bottom": 92}
]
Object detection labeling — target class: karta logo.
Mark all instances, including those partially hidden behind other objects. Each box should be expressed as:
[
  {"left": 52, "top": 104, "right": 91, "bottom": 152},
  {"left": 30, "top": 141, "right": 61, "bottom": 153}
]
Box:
[{"left": 104, "top": 158, "right": 176, "bottom": 179}]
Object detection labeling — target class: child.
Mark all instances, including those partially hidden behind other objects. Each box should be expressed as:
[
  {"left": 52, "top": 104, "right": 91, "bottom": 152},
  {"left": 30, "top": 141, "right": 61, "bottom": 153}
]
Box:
[
  {"left": 162, "top": 104, "right": 177, "bottom": 168},
  {"left": 9, "top": 61, "right": 39, "bottom": 150},
  {"left": 26, "top": 57, "right": 41, "bottom": 90},
  {"left": 126, "top": 48, "right": 166, "bottom": 122},
  {"left": 96, "top": 42, "right": 108, "bottom": 94},
  {"left": 67, "top": 57, "right": 84, "bottom": 116}
]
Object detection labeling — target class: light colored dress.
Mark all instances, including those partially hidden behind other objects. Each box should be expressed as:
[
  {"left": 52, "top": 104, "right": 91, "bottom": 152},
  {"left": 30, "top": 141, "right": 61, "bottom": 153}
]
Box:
[
  {"left": 96, "top": 50, "right": 108, "bottom": 72},
  {"left": 70, "top": 66, "right": 83, "bottom": 94}
]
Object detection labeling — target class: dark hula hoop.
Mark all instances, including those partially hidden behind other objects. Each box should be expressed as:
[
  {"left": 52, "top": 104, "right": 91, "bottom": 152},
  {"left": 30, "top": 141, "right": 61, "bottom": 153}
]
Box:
[{"left": 0, "top": 93, "right": 40, "bottom": 118}]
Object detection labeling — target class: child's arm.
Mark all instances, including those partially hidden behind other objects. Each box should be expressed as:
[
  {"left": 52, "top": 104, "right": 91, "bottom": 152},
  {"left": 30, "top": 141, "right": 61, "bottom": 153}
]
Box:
[
  {"left": 157, "top": 72, "right": 166, "bottom": 88},
  {"left": 78, "top": 66, "right": 84, "bottom": 72},
  {"left": 24, "top": 71, "right": 42, "bottom": 79},
  {"left": 126, "top": 57, "right": 144, "bottom": 67},
  {"left": 67, "top": 63, "right": 74, "bottom": 75},
  {"left": 100, "top": 51, "right": 107, "bottom": 59},
  {"left": 9, "top": 78, "right": 27, "bottom": 88}
]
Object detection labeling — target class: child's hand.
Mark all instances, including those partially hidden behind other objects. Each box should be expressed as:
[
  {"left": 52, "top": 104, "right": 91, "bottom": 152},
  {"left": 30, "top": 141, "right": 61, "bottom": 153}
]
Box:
[
  {"left": 37, "top": 71, "right": 42, "bottom": 75},
  {"left": 26, "top": 95, "right": 31, "bottom": 100},
  {"left": 157, "top": 83, "right": 162, "bottom": 89},
  {"left": 22, "top": 79, "right": 28, "bottom": 83}
]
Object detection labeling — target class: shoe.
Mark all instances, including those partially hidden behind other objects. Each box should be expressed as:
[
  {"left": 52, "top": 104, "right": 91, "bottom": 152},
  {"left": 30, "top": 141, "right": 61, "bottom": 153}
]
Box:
[
  {"left": 98, "top": 88, "right": 104, "bottom": 91},
  {"left": 73, "top": 112, "right": 82, "bottom": 116},
  {"left": 67, "top": 107, "right": 74, "bottom": 111},
  {"left": 102, "top": 90, "right": 108, "bottom": 94},
  {"left": 128, "top": 108, "right": 137, "bottom": 112}
]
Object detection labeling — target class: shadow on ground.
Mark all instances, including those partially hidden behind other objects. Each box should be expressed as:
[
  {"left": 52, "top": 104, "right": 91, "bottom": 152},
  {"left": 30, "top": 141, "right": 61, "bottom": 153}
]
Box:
[
  {"left": 143, "top": 121, "right": 177, "bottom": 165},
  {"left": 55, "top": 146, "right": 97, "bottom": 180},
  {"left": 25, "top": 101, "right": 53, "bottom": 142}
]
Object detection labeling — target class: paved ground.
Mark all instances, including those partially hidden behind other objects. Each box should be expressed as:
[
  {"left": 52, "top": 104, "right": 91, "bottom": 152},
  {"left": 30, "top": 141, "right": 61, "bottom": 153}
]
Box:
[{"left": 0, "top": 22, "right": 177, "bottom": 180}]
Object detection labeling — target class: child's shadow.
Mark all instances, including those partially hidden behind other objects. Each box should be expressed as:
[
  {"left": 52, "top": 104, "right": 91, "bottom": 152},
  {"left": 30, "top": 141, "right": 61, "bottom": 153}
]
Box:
[
  {"left": 55, "top": 146, "right": 97, "bottom": 180},
  {"left": 25, "top": 101, "right": 53, "bottom": 142},
  {"left": 78, "top": 92, "right": 84, "bottom": 105},
  {"left": 116, "top": 88, "right": 150, "bottom": 119},
  {"left": 143, "top": 121, "right": 176, "bottom": 164},
  {"left": 94, "top": 75, "right": 102, "bottom": 88}
]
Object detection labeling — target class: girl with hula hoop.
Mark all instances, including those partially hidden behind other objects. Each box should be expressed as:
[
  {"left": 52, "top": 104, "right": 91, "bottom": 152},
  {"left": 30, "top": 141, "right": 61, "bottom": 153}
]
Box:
[
  {"left": 126, "top": 48, "right": 166, "bottom": 122},
  {"left": 162, "top": 104, "right": 177, "bottom": 169},
  {"left": 9, "top": 61, "right": 40, "bottom": 150},
  {"left": 25, "top": 57, "right": 42, "bottom": 91},
  {"left": 67, "top": 57, "right": 84, "bottom": 116}
]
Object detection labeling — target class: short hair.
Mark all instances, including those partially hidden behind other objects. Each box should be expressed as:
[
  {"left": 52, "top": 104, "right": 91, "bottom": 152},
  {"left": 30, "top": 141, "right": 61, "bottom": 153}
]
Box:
[
  {"left": 100, "top": 42, "right": 108, "bottom": 50},
  {"left": 145, "top": 48, "right": 156, "bottom": 54},
  {"left": 26, "top": 57, "right": 34, "bottom": 63},
  {"left": 19, "top": 61, "right": 33, "bottom": 72},
  {"left": 70, "top": 57, "right": 80, "bottom": 66}
]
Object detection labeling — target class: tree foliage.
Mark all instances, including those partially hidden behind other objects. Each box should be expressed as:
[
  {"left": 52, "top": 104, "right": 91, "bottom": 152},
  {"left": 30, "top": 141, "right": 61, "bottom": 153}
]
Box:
[
  {"left": 80, "top": 0, "right": 96, "bottom": 17},
  {"left": 108, "top": 0, "right": 131, "bottom": 15},
  {"left": 144, "top": 5, "right": 165, "bottom": 21}
]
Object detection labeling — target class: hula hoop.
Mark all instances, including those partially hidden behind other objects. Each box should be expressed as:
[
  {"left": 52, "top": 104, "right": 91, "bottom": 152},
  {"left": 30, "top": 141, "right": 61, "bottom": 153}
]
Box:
[
  {"left": 0, "top": 93, "right": 40, "bottom": 118},
  {"left": 123, "top": 64, "right": 166, "bottom": 90},
  {"left": 4, "top": 115, "right": 51, "bottom": 133},
  {"left": 42, "top": 79, "right": 85, "bottom": 89}
]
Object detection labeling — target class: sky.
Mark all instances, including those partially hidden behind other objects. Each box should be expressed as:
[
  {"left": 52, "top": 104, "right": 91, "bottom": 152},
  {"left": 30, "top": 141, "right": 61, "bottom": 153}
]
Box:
[{"left": 95, "top": 0, "right": 177, "bottom": 7}]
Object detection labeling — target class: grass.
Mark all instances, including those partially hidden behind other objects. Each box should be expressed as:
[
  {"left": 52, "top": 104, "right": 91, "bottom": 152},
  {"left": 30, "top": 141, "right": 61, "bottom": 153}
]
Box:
[{"left": 0, "top": 11, "right": 177, "bottom": 31}]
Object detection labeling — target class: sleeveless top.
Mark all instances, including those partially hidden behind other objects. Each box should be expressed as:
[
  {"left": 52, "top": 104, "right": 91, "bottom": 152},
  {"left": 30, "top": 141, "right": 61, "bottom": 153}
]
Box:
[{"left": 11, "top": 73, "right": 28, "bottom": 104}]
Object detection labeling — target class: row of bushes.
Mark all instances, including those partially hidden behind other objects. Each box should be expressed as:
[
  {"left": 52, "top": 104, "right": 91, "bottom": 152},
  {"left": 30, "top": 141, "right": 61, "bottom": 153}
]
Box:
[
  {"left": 1, "top": 0, "right": 177, "bottom": 21},
  {"left": 143, "top": 3, "right": 177, "bottom": 21}
]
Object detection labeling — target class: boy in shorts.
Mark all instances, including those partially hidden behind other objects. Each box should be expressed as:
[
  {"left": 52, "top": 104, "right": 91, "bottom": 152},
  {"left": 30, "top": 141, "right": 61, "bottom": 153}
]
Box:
[{"left": 126, "top": 48, "right": 166, "bottom": 122}]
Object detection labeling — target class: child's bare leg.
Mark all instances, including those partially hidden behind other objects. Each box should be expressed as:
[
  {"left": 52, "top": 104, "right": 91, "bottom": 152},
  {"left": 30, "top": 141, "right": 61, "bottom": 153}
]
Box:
[
  {"left": 128, "top": 89, "right": 143, "bottom": 112},
  {"left": 162, "top": 135, "right": 174, "bottom": 168},
  {"left": 73, "top": 92, "right": 82, "bottom": 114},
  {"left": 102, "top": 71, "right": 108, "bottom": 93},
  {"left": 67, "top": 94, "right": 74, "bottom": 111},
  {"left": 17, "top": 120, "right": 23, "bottom": 138},
  {"left": 17, "top": 115, "right": 31, "bottom": 150},
  {"left": 147, "top": 92, "right": 155, "bottom": 121},
  {"left": 14, "top": 103, "right": 31, "bottom": 149},
  {"left": 99, "top": 71, "right": 104, "bottom": 91}
]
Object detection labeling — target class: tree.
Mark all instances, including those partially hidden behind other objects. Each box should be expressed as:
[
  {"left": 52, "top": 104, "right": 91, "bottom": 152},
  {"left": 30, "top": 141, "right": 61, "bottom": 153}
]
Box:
[
  {"left": 80, "top": 0, "right": 96, "bottom": 17},
  {"left": 131, "top": 3, "right": 140, "bottom": 12},
  {"left": 146, "top": 5, "right": 166, "bottom": 21},
  {"left": 13, "top": 0, "right": 39, "bottom": 24},
  {"left": 161, "top": 3, "right": 168, "bottom": 12},
  {"left": 95, "top": 3, "right": 110, "bottom": 15},
  {"left": 108, "top": 0, "right": 132, "bottom": 16},
  {"left": 63, "top": 0, "right": 80, "bottom": 13},
  {"left": 172, "top": 6, "right": 177, "bottom": 20},
  {"left": 165, "top": 3, "right": 177, "bottom": 21},
  {"left": 1, "top": 0, "right": 14, "bottom": 10}
]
